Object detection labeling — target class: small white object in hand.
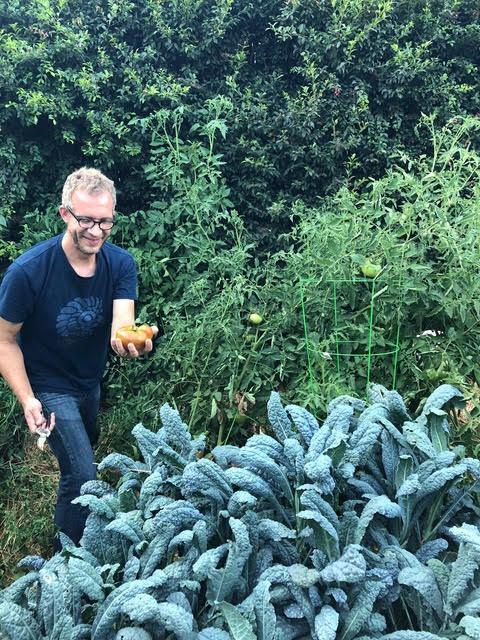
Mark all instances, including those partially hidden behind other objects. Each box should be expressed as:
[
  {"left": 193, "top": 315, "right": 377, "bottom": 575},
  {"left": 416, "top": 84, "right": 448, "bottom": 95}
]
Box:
[{"left": 36, "top": 427, "right": 50, "bottom": 451}]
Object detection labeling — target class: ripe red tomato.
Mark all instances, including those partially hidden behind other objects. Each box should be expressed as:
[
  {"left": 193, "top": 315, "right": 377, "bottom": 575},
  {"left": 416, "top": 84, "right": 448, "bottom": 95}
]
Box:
[{"left": 115, "top": 324, "right": 152, "bottom": 349}]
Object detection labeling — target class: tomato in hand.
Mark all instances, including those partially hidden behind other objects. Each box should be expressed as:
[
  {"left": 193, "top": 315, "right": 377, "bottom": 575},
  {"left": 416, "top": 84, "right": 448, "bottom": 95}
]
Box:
[
  {"left": 138, "top": 323, "right": 154, "bottom": 339},
  {"left": 115, "top": 324, "right": 154, "bottom": 349}
]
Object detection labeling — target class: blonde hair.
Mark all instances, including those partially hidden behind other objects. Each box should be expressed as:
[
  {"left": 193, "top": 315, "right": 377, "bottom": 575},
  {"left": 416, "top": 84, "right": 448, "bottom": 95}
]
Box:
[{"left": 62, "top": 167, "right": 116, "bottom": 210}]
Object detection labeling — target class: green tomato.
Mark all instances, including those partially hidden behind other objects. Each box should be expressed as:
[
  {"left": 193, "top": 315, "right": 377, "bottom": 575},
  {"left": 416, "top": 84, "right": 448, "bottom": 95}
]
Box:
[
  {"left": 249, "top": 313, "right": 263, "bottom": 325},
  {"left": 361, "top": 261, "right": 382, "bottom": 278}
]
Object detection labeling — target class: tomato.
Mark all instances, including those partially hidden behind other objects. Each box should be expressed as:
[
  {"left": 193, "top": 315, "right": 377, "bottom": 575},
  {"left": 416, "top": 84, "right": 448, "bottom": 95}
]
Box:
[
  {"left": 115, "top": 324, "right": 153, "bottom": 349},
  {"left": 138, "top": 324, "right": 154, "bottom": 339},
  {"left": 249, "top": 313, "right": 263, "bottom": 325},
  {"left": 361, "top": 260, "right": 382, "bottom": 278}
]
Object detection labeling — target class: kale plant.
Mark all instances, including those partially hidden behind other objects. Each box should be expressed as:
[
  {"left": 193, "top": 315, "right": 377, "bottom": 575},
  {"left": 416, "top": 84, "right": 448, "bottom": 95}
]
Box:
[{"left": 1, "top": 385, "right": 480, "bottom": 640}]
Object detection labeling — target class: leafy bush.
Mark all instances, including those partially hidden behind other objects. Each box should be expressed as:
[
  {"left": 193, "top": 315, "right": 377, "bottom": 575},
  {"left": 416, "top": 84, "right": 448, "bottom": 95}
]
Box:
[
  {"left": 2, "top": 384, "right": 480, "bottom": 639},
  {"left": 287, "top": 115, "right": 480, "bottom": 408},
  {"left": 1, "top": 0, "right": 480, "bottom": 237}
]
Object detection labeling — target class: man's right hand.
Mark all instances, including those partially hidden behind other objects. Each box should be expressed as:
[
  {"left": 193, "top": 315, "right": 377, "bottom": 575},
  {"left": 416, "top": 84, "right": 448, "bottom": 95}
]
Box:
[{"left": 23, "top": 396, "right": 55, "bottom": 434}]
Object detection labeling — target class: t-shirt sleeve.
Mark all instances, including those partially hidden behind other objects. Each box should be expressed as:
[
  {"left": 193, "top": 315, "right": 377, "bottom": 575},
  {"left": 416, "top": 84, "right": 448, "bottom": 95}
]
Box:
[
  {"left": 0, "top": 264, "right": 35, "bottom": 323},
  {"left": 113, "top": 253, "right": 138, "bottom": 300}
]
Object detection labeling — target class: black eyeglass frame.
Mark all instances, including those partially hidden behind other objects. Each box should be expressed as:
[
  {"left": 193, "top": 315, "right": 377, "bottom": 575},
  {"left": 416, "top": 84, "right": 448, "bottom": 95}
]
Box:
[{"left": 65, "top": 205, "right": 116, "bottom": 231}]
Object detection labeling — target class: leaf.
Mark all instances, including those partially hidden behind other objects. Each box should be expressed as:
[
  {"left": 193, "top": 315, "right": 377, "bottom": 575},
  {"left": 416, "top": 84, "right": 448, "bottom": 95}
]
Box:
[
  {"left": 159, "top": 403, "right": 192, "bottom": 452},
  {"left": 395, "top": 455, "right": 413, "bottom": 491},
  {"left": 267, "top": 391, "right": 294, "bottom": 442},
  {"left": 460, "top": 615, "right": 480, "bottom": 640},
  {"left": 205, "top": 518, "right": 252, "bottom": 605},
  {"left": 339, "top": 580, "right": 383, "bottom": 640},
  {"left": 220, "top": 602, "right": 257, "bottom": 640},
  {"left": 121, "top": 594, "right": 194, "bottom": 636},
  {"left": 403, "top": 422, "right": 436, "bottom": 458},
  {"left": 446, "top": 539, "right": 480, "bottom": 615},
  {"left": 320, "top": 545, "right": 366, "bottom": 584},
  {"left": 285, "top": 404, "right": 319, "bottom": 446},
  {"left": 314, "top": 604, "right": 339, "bottom": 640},
  {"left": 355, "top": 495, "right": 401, "bottom": 543},
  {"left": 0, "top": 601, "right": 42, "bottom": 640},
  {"left": 421, "top": 385, "right": 464, "bottom": 416},
  {"left": 429, "top": 413, "right": 449, "bottom": 453},
  {"left": 91, "top": 572, "right": 167, "bottom": 639},
  {"left": 253, "top": 581, "right": 276, "bottom": 640},
  {"left": 68, "top": 557, "right": 105, "bottom": 602},
  {"left": 398, "top": 565, "right": 443, "bottom": 616},
  {"left": 197, "top": 630, "right": 231, "bottom": 640}
]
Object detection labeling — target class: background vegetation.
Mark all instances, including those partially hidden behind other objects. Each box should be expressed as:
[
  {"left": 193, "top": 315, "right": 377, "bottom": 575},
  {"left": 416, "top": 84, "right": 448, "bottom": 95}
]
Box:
[{"left": 1, "top": 0, "right": 480, "bottom": 584}]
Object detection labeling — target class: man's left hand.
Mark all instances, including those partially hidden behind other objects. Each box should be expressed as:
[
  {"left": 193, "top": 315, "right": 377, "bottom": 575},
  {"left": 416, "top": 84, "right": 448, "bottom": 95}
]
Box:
[{"left": 111, "top": 326, "right": 158, "bottom": 358}]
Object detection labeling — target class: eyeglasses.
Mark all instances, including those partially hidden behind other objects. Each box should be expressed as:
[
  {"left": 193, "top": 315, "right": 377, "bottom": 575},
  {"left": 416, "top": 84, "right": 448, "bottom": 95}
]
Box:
[{"left": 65, "top": 205, "right": 116, "bottom": 230}]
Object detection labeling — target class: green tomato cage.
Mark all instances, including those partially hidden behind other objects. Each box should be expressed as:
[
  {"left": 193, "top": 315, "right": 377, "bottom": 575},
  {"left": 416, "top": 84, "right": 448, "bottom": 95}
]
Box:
[{"left": 299, "top": 273, "right": 402, "bottom": 399}]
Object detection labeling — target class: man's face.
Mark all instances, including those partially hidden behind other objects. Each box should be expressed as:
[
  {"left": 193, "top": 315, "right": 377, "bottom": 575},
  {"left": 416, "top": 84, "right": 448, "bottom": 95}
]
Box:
[{"left": 61, "top": 190, "right": 114, "bottom": 256}]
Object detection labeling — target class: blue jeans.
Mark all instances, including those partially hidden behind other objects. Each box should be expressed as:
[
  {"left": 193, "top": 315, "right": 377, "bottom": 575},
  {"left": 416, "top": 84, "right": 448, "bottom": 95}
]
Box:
[{"left": 36, "top": 386, "right": 101, "bottom": 546}]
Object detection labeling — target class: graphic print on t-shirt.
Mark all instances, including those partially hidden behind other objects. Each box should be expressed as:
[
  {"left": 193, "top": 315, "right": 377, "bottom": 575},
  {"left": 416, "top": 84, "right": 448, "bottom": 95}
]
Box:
[{"left": 56, "top": 297, "right": 104, "bottom": 338}]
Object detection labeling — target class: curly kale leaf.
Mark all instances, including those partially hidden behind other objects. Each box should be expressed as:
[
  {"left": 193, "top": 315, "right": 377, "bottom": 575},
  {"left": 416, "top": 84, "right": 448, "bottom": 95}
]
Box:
[
  {"left": 314, "top": 604, "right": 339, "bottom": 640},
  {"left": 91, "top": 571, "right": 166, "bottom": 640},
  {"left": 381, "top": 429, "right": 399, "bottom": 491},
  {"left": 80, "top": 480, "right": 116, "bottom": 497},
  {"left": 181, "top": 458, "right": 233, "bottom": 507},
  {"left": 379, "top": 633, "right": 445, "bottom": 639},
  {"left": 402, "top": 421, "right": 437, "bottom": 459},
  {"left": 115, "top": 629, "right": 152, "bottom": 640},
  {"left": 67, "top": 557, "right": 105, "bottom": 602},
  {"left": 398, "top": 565, "right": 444, "bottom": 616},
  {"left": 320, "top": 545, "right": 367, "bottom": 584},
  {"left": 460, "top": 615, "right": 480, "bottom": 640},
  {"left": 251, "top": 580, "right": 276, "bottom": 640},
  {"left": 244, "top": 434, "right": 289, "bottom": 466},
  {"left": 344, "top": 419, "right": 382, "bottom": 466},
  {"left": 121, "top": 593, "right": 194, "bottom": 636},
  {"left": 327, "top": 395, "right": 366, "bottom": 414},
  {"left": 97, "top": 453, "right": 147, "bottom": 476},
  {"left": 258, "top": 519, "right": 294, "bottom": 545},
  {"left": 131, "top": 423, "right": 165, "bottom": 469},
  {"left": 138, "top": 468, "right": 167, "bottom": 514},
  {"left": 304, "top": 455, "right": 335, "bottom": 494},
  {"left": 204, "top": 518, "right": 252, "bottom": 605},
  {"left": 226, "top": 467, "right": 290, "bottom": 525},
  {"left": 308, "top": 405, "right": 353, "bottom": 458},
  {"left": 105, "top": 511, "right": 145, "bottom": 546},
  {"left": 421, "top": 385, "right": 464, "bottom": 417},
  {"left": 445, "top": 524, "right": 480, "bottom": 615},
  {"left": 355, "top": 496, "right": 401, "bottom": 544},
  {"left": 0, "top": 601, "right": 43, "bottom": 640},
  {"left": 267, "top": 391, "right": 294, "bottom": 442},
  {"left": 227, "top": 490, "right": 257, "bottom": 517},
  {"left": 285, "top": 404, "right": 319, "bottom": 446},
  {"left": 197, "top": 629, "right": 231, "bottom": 639},
  {"left": 220, "top": 602, "right": 257, "bottom": 640},
  {"left": 416, "top": 539, "right": 448, "bottom": 564},
  {"left": 338, "top": 580, "right": 384, "bottom": 640},
  {"left": 159, "top": 402, "right": 192, "bottom": 452},
  {"left": 212, "top": 445, "right": 292, "bottom": 503}
]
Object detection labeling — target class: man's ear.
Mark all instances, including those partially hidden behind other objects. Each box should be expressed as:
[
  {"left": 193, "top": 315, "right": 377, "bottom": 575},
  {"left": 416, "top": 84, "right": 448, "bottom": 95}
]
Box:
[{"left": 59, "top": 205, "right": 69, "bottom": 223}]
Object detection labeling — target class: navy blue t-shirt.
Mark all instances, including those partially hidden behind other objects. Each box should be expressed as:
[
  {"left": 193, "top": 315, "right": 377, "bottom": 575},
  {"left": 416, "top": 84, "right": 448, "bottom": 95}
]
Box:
[{"left": 0, "top": 234, "right": 137, "bottom": 394}]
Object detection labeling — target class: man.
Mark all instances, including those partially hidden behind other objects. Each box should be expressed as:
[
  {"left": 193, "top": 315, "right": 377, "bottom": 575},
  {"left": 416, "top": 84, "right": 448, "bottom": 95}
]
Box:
[{"left": 0, "top": 167, "right": 155, "bottom": 548}]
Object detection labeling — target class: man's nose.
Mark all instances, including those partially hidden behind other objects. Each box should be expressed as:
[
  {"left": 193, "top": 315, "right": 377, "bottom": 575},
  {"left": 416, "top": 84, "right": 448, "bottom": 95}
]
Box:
[{"left": 89, "top": 223, "right": 103, "bottom": 236}]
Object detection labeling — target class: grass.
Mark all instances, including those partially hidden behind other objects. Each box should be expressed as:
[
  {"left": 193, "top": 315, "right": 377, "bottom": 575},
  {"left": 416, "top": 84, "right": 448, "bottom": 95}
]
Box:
[
  {"left": 0, "top": 439, "right": 58, "bottom": 587},
  {"left": 0, "top": 402, "right": 139, "bottom": 587}
]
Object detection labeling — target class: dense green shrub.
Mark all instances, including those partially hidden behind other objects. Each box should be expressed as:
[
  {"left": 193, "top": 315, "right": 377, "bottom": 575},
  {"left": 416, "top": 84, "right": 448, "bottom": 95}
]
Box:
[
  {"left": 1, "top": 384, "right": 480, "bottom": 639},
  {"left": 99, "top": 115, "right": 480, "bottom": 441},
  {"left": 1, "top": 0, "right": 480, "bottom": 236}
]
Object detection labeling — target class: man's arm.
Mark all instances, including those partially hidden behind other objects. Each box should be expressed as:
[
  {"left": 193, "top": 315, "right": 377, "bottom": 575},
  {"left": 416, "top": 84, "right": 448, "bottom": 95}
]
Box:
[
  {"left": 0, "top": 317, "right": 53, "bottom": 434},
  {"left": 110, "top": 299, "right": 156, "bottom": 358}
]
